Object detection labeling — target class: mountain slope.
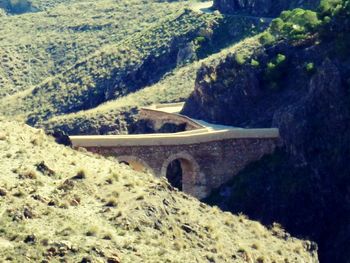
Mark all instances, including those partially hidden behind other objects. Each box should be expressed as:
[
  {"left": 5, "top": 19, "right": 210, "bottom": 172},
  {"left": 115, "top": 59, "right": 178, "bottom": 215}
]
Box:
[
  {"left": 0, "top": 0, "right": 189, "bottom": 97},
  {"left": 0, "top": 9, "right": 218, "bottom": 124},
  {"left": 183, "top": 1, "right": 350, "bottom": 262},
  {"left": 0, "top": 7, "right": 271, "bottom": 128},
  {"left": 0, "top": 118, "right": 318, "bottom": 262},
  {"left": 41, "top": 35, "right": 263, "bottom": 135}
]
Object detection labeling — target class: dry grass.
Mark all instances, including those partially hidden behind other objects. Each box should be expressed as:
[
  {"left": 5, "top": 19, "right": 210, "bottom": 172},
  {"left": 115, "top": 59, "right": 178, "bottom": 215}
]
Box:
[
  {"left": 0, "top": 118, "right": 318, "bottom": 262},
  {"left": 42, "top": 36, "right": 262, "bottom": 135},
  {"left": 0, "top": 0, "right": 193, "bottom": 98}
]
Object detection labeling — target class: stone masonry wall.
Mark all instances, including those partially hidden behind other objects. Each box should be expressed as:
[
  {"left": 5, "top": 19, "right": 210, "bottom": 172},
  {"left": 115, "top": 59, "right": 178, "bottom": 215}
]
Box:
[{"left": 85, "top": 137, "right": 278, "bottom": 199}]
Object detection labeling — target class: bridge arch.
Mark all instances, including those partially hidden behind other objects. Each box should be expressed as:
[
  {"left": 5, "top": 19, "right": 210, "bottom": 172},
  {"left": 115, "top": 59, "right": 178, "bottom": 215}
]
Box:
[
  {"left": 117, "top": 155, "right": 154, "bottom": 175},
  {"left": 161, "top": 152, "right": 205, "bottom": 196}
]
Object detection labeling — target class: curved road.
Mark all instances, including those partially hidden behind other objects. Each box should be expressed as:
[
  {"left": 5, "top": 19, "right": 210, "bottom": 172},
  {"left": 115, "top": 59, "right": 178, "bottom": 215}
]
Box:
[
  {"left": 190, "top": 1, "right": 273, "bottom": 23},
  {"left": 190, "top": 1, "right": 214, "bottom": 14}
]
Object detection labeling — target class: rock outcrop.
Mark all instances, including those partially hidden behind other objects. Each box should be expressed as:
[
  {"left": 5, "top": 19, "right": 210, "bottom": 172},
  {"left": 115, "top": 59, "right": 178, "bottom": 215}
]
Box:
[
  {"left": 183, "top": 36, "right": 350, "bottom": 262},
  {"left": 213, "top": 0, "right": 320, "bottom": 16}
]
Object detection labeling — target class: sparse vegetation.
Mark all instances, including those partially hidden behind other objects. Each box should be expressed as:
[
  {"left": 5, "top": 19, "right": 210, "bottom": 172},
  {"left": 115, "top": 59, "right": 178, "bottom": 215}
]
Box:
[
  {"left": 264, "top": 54, "right": 288, "bottom": 90},
  {"left": 0, "top": 0, "right": 195, "bottom": 98},
  {"left": 40, "top": 36, "right": 263, "bottom": 135},
  {"left": 0, "top": 119, "right": 318, "bottom": 262},
  {"left": 0, "top": 0, "right": 269, "bottom": 127},
  {"left": 1, "top": 0, "right": 349, "bottom": 261},
  {"left": 0, "top": 7, "right": 219, "bottom": 123}
]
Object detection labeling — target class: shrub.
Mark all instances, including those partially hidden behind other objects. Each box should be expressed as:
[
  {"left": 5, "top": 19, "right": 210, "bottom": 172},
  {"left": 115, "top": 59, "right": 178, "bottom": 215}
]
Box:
[
  {"left": 305, "top": 62, "right": 315, "bottom": 73},
  {"left": 268, "top": 8, "right": 321, "bottom": 41},
  {"left": 105, "top": 198, "right": 118, "bottom": 207},
  {"left": 264, "top": 54, "right": 288, "bottom": 90},
  {"left": 235, "top": 53, "right": 246, "bottom": 65},
  {"left": 270, "top": 18, "right": 284, "bottom": 35},
  {"left": 276, "top": 54, "right": 286, "bottom": 64},
  {"left": 195, "top": 36, "right": 206, "bottom": 44},
  {"left": 18, "top": 170, "right": 37, "bottom": 180},
  {"left": 102, "top": 232, "right": 113, "bottom": 240},
  {"left": 72, "top": 169, "right": 86, "bottom": 180},
  {"left": 86, "top": 226, "right": 99, "bottom": 237},
  {"left": 319, "top": 0, "right": 343, "bottom": 16},
  {"left": 250, "top": 59, "right": 260, "bottom": 67},
  {"left": 259, "top": 31, "right": 275, "bottom": 45}
]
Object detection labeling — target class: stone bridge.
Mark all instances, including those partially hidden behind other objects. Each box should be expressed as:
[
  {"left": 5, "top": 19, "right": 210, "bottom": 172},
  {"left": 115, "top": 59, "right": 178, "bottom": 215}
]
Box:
[{"left": 70, "top": 103, "right": 279, "bottom": 199}]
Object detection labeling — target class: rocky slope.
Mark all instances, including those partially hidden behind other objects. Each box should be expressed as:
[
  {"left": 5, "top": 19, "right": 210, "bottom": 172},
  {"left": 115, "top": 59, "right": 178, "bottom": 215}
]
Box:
[
  {"left": 0, "top": 118, "right": 318, "bottom": 262},
  {"left": 0, "top": 0, "right": 185, "bottom": 98},
  {"left": 0, "top": 9, "right": 217, "bottom": 125},
  {"left": 41, "top": 35, "right": 265, "bottom": 136},
  {"left": 213, "top": 0, "right": 320, "bottom": 16},
  {"left": 0, "top": 8, "right": 270, "bottom": 128},
  {"left": 183, "top": 2, "right": 350, "bottom": 262}
]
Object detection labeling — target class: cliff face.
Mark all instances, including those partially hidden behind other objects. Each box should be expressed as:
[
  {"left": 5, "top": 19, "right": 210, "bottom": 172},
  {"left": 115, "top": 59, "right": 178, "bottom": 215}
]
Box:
[
  {"left": 182, "top": 37, "right": 350, "bottom": 262},
  {"left": 213, "top": 0, "right": 320, "bottom": 16}
]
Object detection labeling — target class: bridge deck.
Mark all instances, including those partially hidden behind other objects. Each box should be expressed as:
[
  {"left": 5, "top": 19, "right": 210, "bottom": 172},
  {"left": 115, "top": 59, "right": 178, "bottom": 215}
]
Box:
[
  {"left": 70, "top": 102, "right": 279, "bottom": 148},
  {"left": 70, "top": 128, "right": 279, "bottom": 147}
]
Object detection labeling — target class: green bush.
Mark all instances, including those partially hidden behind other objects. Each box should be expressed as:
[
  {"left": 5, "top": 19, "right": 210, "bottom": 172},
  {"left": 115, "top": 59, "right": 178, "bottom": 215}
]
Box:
[
  {"left": 305, "top": 62, "right": 315, "bottom": 73},
  {"left": 250, "top": 59, "right": 260, "bottom": 67},
  {"left": 235, "top": 53, "right": 246, "bottom": 65},
  {"left": 194, "top": 36, "right": 206, "bottom": 44},
  {"left": 270, "top": 18, "right": 284, "bottom": 35},
  {"left": 275, "top": 54, "right": 286, "bottom": 65},
  {"left": 268, "top": 8, "right": 321, "bottom": 41},
  {"left": 319, "top": 0, "right": 343, "bottom": 15},
  {"left": 264, "top": 54, "right": 288, "bottom": 90},
  {"left": 259, "top": 31, "right": 275, "bottom": 45}
]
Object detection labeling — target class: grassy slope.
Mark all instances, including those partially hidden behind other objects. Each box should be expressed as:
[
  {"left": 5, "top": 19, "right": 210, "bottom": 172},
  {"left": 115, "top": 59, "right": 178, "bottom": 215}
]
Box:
[
  {"left": 0, "top": 9, "right": 218, "bottom": 123},
  {"left": 0, "top": 0, "right": 188, "bottom": 97},
  {"left": 42, "top": 36, "right": 262, "bottom": 135},
  {"left": 0, "top": 118, "right": 317, "bottom": 262}
]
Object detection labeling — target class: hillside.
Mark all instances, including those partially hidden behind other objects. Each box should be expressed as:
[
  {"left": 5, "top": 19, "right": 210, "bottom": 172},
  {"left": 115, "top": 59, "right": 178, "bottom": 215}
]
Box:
[
  {"left": 0, "top": 0, "right": 190, "bottom": 97},
  {"left": 182, "top": 1, "right": 350, "bottom": 262},
  {"left": 0, "top": 9, "right": 217, "bottom": 124},
  {"left": 0, "top": 5, "right": 269, "bottom": 127},
  {"left": 0, "top": 118, "right": 318, "bottom": 262},
  {"left": 42, "top": 36, "right": 262, "bottom": 135},
  {"left": 1, "top": 0, "right": 349, "bottom": 262}
]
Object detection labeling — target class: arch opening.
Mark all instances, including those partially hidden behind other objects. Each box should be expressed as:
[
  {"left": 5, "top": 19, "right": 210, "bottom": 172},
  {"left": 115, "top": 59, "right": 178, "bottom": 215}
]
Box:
[
  {"left": 166, "top": 159, "right": 183, "bottom": 190},
  {"left": 163, "top": 154, "right": 198, "bottom": 192}
]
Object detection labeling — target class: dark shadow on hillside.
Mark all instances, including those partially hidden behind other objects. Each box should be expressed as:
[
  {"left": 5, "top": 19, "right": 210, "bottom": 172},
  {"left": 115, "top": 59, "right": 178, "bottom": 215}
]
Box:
[
  {"left": 204, "top": 148, "right": 350, "bottom": 263},
  {"left": 0, "top": 0, "right": 38, "bottom": 14}
]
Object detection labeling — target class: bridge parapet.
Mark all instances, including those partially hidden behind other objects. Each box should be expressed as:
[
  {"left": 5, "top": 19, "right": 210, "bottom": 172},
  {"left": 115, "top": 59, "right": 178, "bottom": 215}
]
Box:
[
  {"left": 71, "top": 128, "right": 279, "bottom": 147},
  {"left": 139, "top": 105, "right": 203, "bottom": 131}
]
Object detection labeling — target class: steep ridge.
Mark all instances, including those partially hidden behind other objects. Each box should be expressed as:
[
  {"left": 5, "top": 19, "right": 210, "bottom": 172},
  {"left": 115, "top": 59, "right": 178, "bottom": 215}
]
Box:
[
  {"left": 0, "top": 10, "right": 270, "bottom": 133},
  {"left": 41, "top": 33, "right": 266, "bottom": 136},
  {"left": 0, "top": 0, "right": 188, "bottom": 97},
  {"left": 183, "top": 1, "right": 350, "bottom": 262},
  {"left": 0, "top": 118, "right": 318, "bottom": 262},
  {"left": 0, "top": 9, "right": 218, "bottom": 124}
]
